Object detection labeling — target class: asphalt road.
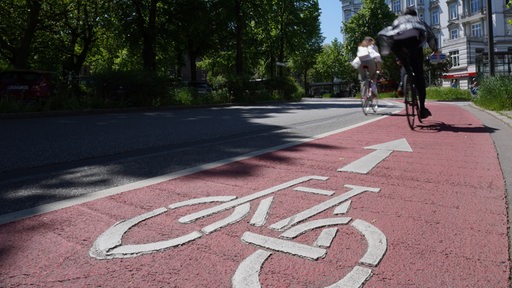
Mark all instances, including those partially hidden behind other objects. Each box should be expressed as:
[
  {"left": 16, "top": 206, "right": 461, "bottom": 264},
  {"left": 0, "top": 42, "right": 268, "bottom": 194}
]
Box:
[{"left": 0, "top": 98, "right": 402, "bottom": 215}]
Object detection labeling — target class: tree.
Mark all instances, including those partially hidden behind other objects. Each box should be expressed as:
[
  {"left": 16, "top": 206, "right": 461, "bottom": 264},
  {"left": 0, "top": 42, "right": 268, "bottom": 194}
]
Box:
[
  {"left": 0, "top": 0, "right": 43, "bottom": 69},
  {"left": 341, "top": 0, "right": 395, "bottom": 58},
  {"left": 313, "top": 39, "right": 349, "bottom": 83}
]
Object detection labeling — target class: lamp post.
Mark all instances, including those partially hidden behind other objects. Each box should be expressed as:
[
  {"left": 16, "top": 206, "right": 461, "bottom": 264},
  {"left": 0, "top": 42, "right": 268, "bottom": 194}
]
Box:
[{"left": 486, "top": 0, "right": 495, "bottom": 76}]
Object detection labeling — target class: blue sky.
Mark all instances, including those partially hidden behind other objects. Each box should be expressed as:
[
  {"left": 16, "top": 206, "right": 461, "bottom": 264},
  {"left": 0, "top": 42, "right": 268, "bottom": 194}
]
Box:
[{"left": 319, "top": 0, "right": 343, "bottom": 44}]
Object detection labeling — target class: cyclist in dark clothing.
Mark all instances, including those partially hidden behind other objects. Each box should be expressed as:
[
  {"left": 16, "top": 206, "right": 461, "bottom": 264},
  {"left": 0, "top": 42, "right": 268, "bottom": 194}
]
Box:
[{"left": 379, "top": 7, "right": 438, "bottom": 119}]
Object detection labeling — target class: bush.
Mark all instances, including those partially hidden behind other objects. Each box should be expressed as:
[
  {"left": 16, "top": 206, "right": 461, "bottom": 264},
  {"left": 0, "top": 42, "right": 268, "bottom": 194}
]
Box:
[
  {"left": 91, "top": 71, "right": 171, "bottom": 107},
  {"left": 426, "top": 86, "right": 472, "bottom": 101},
  {"left": 473, "top": 75, "right": 512, "bottom": 111}
]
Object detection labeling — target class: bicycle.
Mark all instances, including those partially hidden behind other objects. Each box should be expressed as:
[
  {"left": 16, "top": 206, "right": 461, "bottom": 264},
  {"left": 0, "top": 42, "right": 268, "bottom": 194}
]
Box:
[
  {"left": 360, "top": 65, "right": 378, "bottom": 115},
  {"left": 401, "top": 68, "right": 422, "bottom": 130}
]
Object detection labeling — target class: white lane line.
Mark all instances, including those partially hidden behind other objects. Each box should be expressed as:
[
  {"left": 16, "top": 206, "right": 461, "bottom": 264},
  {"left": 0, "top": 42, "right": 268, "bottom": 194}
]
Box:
[
  {"left": 326, "top": 266, "right": 372, "bottom": 288},
  {"left": 201, "top": 203, "right": 250, "bottom": 234},
  {"left": 241, "top": 231, "right": 326, "bottom": 260},
  {"left": 232, "top": 249, "right": 272, "bottom": 288},
  {"left": 293, "top": 186, "right": 335, "bottom": 196},
  {"left": 249, "top": 197, "right": 274, "bottom": 226},
  {"left": 351, "top": 219, "right": 387, "bottom": 267},
  {"left": 0, "top": 115, "right": 390, "bottom": 225}
]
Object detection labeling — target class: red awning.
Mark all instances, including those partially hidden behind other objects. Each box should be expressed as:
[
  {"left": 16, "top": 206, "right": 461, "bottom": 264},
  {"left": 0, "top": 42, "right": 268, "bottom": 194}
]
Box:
[{"left": 442, "top": 72, "right": 477, "bottom": 79}]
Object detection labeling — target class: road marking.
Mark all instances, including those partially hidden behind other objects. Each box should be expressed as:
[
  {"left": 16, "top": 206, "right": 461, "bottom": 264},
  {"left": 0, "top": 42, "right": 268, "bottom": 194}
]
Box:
[
  {"left": 338, "top": 138, "right": 412, "bottom": 174},
  {"left": 179, "top": 176, "right": 328, "bottom": 224},
  {"left": 270, "top": 185, "right": 380, "bottom": 231},
  {"left": 314, "top": 228, "right": 338, "bottom": 248},
  {"left": 241, "top": 232, "right": 327, "bottom": 260},
  {"left": 90, "top": 196, "right": 237, "bottom": 259},
  {"left": 249, "top": 197, "right": 274, "bottom": 226},
  {"left": 351, "top": 219, "right": 387, "bottom": 267},
  {"left": 334, "top": 200, "right": 352, "bottom": 215},
  {"left": 232, "top": 249, "right": 272, "bottom": 288},
  {"left": 325, "top": 266, "right": 372, "bottom": 288},
  {"left": 293, "top": 186, "right": 335, "bottom": 196},
  {"left": 280, "top": 218, "right": 352, "bottom": 239},
  {"left": 202, "top": 203, "right": 250, "bottom": 234}
]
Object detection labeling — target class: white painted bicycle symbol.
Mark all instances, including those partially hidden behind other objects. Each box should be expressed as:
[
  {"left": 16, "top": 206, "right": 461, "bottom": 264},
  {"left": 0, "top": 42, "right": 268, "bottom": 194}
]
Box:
[{"left": 90, "top": 175, "right": 387, "bottom": 287}]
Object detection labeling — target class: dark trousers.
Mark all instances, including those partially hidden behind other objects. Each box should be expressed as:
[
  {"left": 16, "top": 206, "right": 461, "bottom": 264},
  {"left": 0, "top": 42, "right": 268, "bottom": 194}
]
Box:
[{"left": 392, "top": 37, "right": 427, "bottom": 110}]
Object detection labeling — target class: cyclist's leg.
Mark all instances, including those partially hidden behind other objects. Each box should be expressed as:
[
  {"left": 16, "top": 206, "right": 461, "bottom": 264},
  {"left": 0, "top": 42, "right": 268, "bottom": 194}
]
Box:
[
  {"left": 409, "top": 46, "right": 427, "bottom": 110},
  {"left": 366, "top": 61, "right": 378, "bottom": 98},
  {"left": 358, "top": 64, "right": 369, "bottom": 99}
]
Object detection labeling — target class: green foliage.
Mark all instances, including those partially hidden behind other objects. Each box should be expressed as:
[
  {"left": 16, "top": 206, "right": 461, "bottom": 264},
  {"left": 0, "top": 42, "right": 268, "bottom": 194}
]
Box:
[
  {"left": 341, "top": 0, "right": 396, "bottom": 58},
  {"left": 473, "top": 76, "right": 512, "bottom": 111},
  {"left": 0, "top": 0, "right": 324, "bottom": 112},
  {"left": 426, "top": 87, "right": 472, "bottom": 101},
  {"left": 313, "top": 39, "right": 352, "bottom": 83},
  {"left": 173, "top": 88, "right": 194, "bottom": 105}
]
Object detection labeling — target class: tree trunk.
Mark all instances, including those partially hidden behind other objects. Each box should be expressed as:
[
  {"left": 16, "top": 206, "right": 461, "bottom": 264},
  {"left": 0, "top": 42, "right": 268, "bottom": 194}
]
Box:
[
  {"left": 234, "top": 0, "right": 243, "bottom": 76},
  {"left": 12, "top": 0, "right": 42, "bottom": 69}
]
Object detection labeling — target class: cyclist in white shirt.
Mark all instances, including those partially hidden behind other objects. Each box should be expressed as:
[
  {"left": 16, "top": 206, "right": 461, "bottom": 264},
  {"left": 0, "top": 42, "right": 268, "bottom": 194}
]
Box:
[{"left": 352, "top": 37, "right": 382, "bottom": 99}]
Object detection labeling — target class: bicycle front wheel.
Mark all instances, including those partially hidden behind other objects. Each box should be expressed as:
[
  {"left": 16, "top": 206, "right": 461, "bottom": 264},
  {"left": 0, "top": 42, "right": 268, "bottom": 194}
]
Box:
[{"left": 403, "top": 74, "right": 416, "bottom": 130}]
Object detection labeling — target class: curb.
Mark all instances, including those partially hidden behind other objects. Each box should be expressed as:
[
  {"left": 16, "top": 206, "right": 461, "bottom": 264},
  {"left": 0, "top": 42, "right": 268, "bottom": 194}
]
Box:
[{"left": 468, "top": 102, "right": 512, "bottom": 128}]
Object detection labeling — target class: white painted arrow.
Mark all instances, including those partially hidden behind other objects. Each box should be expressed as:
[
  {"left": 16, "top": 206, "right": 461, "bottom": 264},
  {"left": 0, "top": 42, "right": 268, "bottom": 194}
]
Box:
[{"left": 337, "top": 138, "right": 412, "bottom": 174}]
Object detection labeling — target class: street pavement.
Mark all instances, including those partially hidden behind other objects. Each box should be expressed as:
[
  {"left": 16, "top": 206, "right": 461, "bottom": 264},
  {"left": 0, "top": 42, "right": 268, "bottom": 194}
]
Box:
[{"left": 0, "top": 101, "right": 510, "bottom": 287}]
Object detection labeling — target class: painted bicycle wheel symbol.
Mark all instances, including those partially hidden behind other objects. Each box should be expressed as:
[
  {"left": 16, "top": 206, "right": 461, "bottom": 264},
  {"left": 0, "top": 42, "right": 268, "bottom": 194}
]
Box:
[{"left": 90, "top": 176, "right": 387, "bottom": 287}]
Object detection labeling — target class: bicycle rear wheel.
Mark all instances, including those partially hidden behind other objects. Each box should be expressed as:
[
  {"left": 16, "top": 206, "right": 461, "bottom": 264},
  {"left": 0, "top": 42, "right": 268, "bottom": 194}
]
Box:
[
  {"left": 361, "top": 81, "right": 371, "bottom": 115},
  {"left": 403, "top": 74, "right": 416, "bottom": 129},
  {"left": 371, "top": 96, "right": 378, "bottom": 113}
]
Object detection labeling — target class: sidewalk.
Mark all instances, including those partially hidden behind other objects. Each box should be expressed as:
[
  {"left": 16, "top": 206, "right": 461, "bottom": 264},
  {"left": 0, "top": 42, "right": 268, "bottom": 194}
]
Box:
[{"left": 0, "top": 101, "right": 509, "bottom": 287}]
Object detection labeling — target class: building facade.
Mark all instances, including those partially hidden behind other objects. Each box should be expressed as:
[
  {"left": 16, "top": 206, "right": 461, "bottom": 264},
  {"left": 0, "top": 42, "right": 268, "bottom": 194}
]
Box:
[{"left": 341, "top": 0, "right": 512, "bottom": 88}]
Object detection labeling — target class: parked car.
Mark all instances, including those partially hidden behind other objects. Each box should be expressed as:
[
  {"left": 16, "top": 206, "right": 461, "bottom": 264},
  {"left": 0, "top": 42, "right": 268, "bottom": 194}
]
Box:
[{"left": 0, "top": 70, "right": 55, "bottom": 100}]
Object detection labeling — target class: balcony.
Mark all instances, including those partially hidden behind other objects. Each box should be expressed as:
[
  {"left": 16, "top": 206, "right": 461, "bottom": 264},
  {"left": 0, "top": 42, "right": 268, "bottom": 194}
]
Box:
[{"left": 460, "top": 9, "right": 486, "bottom": 23}]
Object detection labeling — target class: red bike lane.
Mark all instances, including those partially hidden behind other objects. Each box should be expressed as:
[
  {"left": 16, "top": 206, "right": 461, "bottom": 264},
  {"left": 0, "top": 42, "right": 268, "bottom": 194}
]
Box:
[{"left": 0, "top": 102, "right": 509, "bottom": 287}]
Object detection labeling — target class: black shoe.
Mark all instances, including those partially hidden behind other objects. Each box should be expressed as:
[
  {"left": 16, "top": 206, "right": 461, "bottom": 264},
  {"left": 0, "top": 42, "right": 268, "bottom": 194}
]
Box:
[{"left": 420, "top": 108, "right": 432, "bottom": 119}]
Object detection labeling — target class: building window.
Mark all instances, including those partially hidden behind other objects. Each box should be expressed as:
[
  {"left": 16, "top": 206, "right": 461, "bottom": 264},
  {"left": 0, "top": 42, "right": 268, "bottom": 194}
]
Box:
[
  {"left": 419, "top": 13, "right": 424, "bottom": 21},
  {"left": 470, "top": 0, "right": 481, "bottom": 14},
  {"left": 450, "top": 28, "right": 459, "bottom": 39},
  {"left": 507, "top": 18, "right": 512, "bottom": 35},
  {"left": 418, "top": 0, "right": 424, "bottom": 4},
  {"left": 407, "top": 0, "right": 414, "bottom": 7},
  {"left": 393, "top": 0, "right": 401, "bottom": 14},
  {"left": 432, "top": 9, "right": 440, "bottom": 25},
  {"left": 471, "top": 23, "right": 482, "bottom": 38},
  {"left": 450, "top": 50, "right": 460, "bottom": 66},
  {"left": 449, "top": 3, "right": 458, "bottom": 20}
]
